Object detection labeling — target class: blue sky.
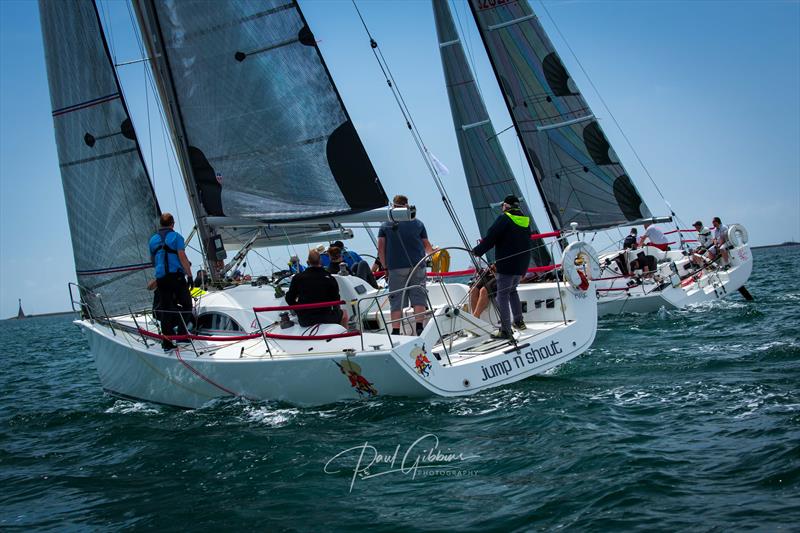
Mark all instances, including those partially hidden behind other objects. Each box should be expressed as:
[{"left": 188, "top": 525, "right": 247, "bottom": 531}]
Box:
[{"left": 1, "top": 0, "right": 798, "bottom": 316}]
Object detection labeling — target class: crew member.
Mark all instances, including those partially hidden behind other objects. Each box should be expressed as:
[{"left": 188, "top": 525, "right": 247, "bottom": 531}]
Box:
[
  {"left": 469, "top": 266, "right": 497, "bottom": 319},
  {"left": 331, "top": 240, "right": 364, "bottom": 269},
  {"left": 148, "top": 213, "right": 193, "bottom": 350},
  {"left": 288, "top": 255, "right": 305, "bottom": 274},
  {"left": 706, "top": 216, "right": 730, "bottom": 264},
  {"left": 472, "top": 195, "right": 531, "bottom": 340},
  {"left": 326, "top": 246, "right": 350, "bottom": 275},
  {"left": 285, "top": 250, "right": 348, "bottom": 328},
  {"left": 638, "top": 221, "right": 670, "bottom": 251},
  {"left": 690, "top": 220, "right": 714, "bottom": 268},
  {"left": 378, "top": 194, "right": 434, "bottom": 335},
  {"left": 623, "top": 228, "right": 638, "bottom": 250}
]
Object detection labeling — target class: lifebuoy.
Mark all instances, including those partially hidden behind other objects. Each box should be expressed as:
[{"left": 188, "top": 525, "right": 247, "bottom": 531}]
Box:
[
  {"left": 726, "top": 224, "right": 749, "bottom": 248},
  {"left": 561, "top": 241, "right": 600, "bottom": 291}
]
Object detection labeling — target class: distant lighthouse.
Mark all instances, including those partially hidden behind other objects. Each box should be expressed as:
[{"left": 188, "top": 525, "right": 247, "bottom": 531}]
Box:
[{"left": 16, "top": 299, "right": 26, "bottom": 319}]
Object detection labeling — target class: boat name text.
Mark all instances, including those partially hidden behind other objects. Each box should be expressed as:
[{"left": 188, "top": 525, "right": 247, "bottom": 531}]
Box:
[{"left": 480, "top": 340, "right": 564, "bottom": 382}]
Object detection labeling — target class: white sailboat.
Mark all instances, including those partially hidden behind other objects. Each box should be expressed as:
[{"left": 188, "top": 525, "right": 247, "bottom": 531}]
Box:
[
  {"left": 432, "top": 0, "right": 753, "bottom": 317},
  {"left": 40, "top": 0, "right": 600, "bottom": 408}
]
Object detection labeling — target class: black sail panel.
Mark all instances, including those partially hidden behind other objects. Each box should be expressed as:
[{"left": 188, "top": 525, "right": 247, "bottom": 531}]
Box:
[
  {"left": 39, "top": 0, "right": 160, "bottom": 317},
  {"left": 469, "top": 0, "right": 653, "bottom": 231},
  {"left": 137, "top": 0, "right": 387, "bottom": 222},
  {"left": 432, "top": 0, "right": 550, "bottom": 266}
]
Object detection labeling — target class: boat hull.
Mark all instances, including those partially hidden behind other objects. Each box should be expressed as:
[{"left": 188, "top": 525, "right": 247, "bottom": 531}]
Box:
[
  {"left": 80, "top": 281, "right": 597, "bottom": 408},
  {"left": 596, "top": 242, "right": 753, "bottom": 317}
]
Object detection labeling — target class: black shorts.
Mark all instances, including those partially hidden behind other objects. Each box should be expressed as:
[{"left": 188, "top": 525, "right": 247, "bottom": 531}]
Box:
[{"left": 474, "top": 272, "right": 497, "bottom": 297}]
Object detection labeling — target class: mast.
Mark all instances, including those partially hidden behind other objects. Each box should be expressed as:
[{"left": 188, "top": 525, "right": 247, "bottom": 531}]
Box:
[
  {"left": 131, "top": 0, "right": 219, "bottom": 280},
  {"left": 466, "top": 0, "right": 562, "bottom": 240}
]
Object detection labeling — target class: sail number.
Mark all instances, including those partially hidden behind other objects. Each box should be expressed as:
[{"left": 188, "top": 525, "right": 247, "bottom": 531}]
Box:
[{"left": 476, "top": 0, "right": 516, "bottom": 10}]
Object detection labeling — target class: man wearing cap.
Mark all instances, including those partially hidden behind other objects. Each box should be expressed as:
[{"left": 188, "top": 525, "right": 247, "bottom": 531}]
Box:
[
  {"left": 472, "top": 195, "right": 532, "bottom": 340},
  {"left": 689, "top": 220, "right": 714, "bottom": 269}
]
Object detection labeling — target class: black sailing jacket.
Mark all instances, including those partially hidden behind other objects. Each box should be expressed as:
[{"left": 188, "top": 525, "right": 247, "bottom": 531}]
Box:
[{"left": 472, "top": 210, "right": 532, "bottom": 276}]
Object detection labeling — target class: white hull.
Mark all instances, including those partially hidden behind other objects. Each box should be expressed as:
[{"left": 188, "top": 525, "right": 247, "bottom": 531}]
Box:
[
  {"left": 596, "top": 242, "right": 754, "bottom": 317},
  {"left": 79, "top": 277, "right": 597, "bottom": 408}
]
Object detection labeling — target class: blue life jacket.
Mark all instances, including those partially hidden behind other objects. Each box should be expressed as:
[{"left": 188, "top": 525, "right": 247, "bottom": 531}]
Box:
[{"left": 150, "top": 229, "right": 182, "bottom": 278}]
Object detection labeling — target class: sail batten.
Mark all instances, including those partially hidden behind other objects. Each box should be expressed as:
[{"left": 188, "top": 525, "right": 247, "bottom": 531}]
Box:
[
  {"left": 433, "top": 0, "right": 550, "bottom": 265},
  {"left": 39, "top": 0, "right": 160, "bottom": 317},
  {"left": 469, "top": 0, "right": 653, "bottom": 232}
]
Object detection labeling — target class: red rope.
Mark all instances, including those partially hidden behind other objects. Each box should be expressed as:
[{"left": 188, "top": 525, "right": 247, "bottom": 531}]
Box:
[
  {"left": 175, "top": 346, "right": 238, "bottom": 396},
  {"left": 664, "top": 228, "right": 698, "bottom": 235},
  {"left": 253, "top": 300, "right": 345, "bottom": 312}
]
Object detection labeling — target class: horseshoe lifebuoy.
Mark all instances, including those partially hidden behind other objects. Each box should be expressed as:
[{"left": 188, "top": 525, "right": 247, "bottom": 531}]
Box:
[
  {"left": 562, "top": 241, "right": 600, "bottom": 291},
  {"left": 726, "top": 224, "right": 749, "bottom": 248}
]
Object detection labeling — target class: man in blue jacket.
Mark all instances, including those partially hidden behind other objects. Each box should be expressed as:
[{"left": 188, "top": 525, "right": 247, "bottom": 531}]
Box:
[
  {"left": 149, "top": 213, "right": 194, "bottom": 349},
  {"left": 472, "top": 195, "right": 531, "bottom": 340}
]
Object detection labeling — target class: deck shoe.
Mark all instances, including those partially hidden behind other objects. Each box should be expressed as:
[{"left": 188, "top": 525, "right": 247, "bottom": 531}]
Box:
[
  {"left": 490, "top": 329, "right": 513, "bottom": 341},
  {"left": 161, "top": 340, "right": 177, "bottom": 351},
  {"left": 513, "top": 320, "right": 527, "bottom": 331}
]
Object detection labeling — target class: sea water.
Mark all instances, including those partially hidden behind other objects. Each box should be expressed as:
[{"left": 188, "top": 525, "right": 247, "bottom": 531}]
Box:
[{"left": 1, "top": 247, "right": 798, "bottom": 530}]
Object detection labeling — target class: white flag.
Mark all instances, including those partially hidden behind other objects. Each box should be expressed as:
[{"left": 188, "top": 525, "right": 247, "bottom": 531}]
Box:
[{"left": 428, "top": 151, "right": 450, "bottom": 176}]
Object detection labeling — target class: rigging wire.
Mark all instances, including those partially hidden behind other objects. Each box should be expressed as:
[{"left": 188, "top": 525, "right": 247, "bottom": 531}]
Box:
[
  {"left": 537, "top": 0, "right": 679, "bottom": 226},
  {"left": 123, "top": 0, "right": 187, "bottom": 233},
  {"left": 99, "top": 1, "right": 116, "bottom": 63},
  {"left": 143, "top": 53, "right": 155, "bottom": 192},
  {"left": 351, "top": 0, "right": 478, "bottom": 267}
]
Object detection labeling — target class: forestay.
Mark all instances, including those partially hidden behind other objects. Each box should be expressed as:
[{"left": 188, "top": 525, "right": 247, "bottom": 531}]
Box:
[
  {"left": 39, "top": 0, "right": 159, "bottom": 317},
  {"left": 469, "top": 0, "right": 653, "bottom": 232},
  {"left": 433, "top": 0, "right": 550, "bottom": 266},
  {"left": 134, "top": 0, "right": 388, "bottom": 222}
]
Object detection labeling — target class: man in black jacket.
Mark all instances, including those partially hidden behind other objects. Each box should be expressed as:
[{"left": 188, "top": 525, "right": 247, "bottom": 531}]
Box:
[
  {"left": 285, "top": 250, "right": 348, "bottom": 328},
  {"left": 472, "top": 195, "right": 532, "bottom": 340}
]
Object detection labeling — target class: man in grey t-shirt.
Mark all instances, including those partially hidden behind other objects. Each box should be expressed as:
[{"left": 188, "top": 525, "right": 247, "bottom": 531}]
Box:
[{"left": 378, "top": 194, "right": 434, "bottom": 335}]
